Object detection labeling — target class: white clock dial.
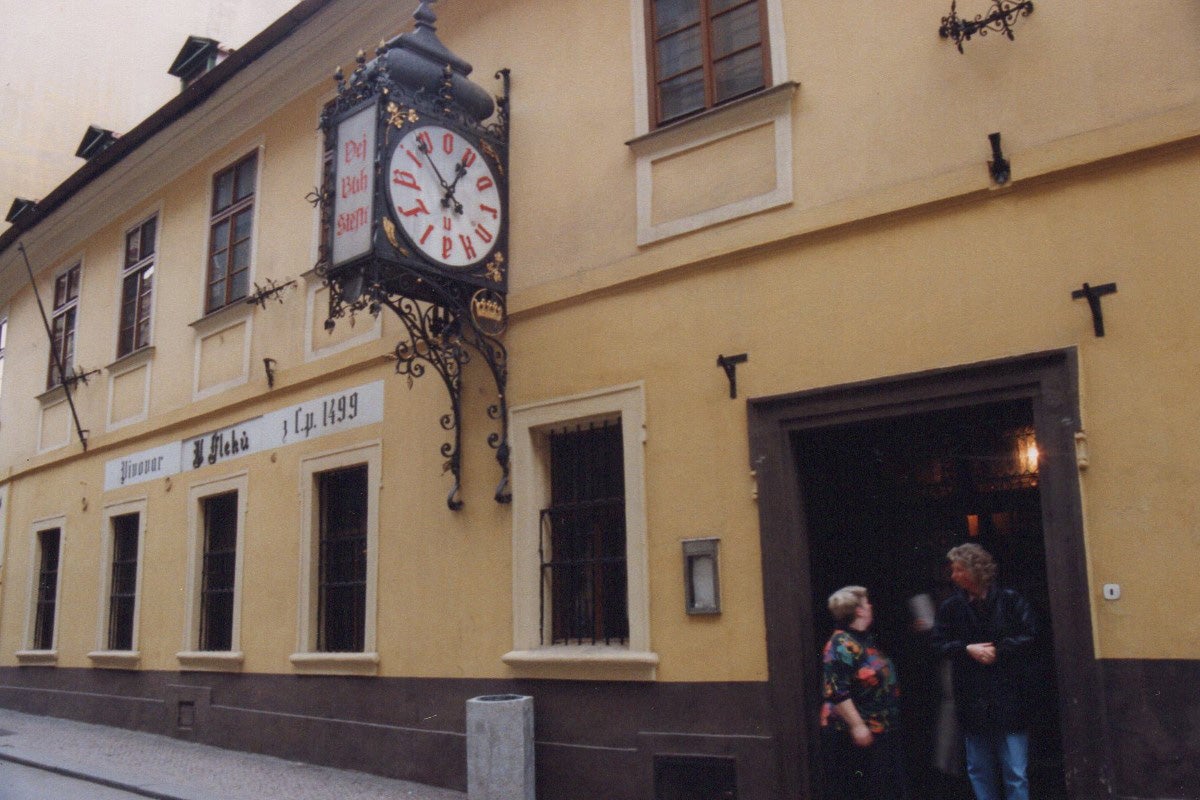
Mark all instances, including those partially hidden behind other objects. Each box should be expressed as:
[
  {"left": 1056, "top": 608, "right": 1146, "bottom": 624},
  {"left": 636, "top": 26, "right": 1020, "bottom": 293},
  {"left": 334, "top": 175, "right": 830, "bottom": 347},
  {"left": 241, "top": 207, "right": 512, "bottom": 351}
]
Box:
[{"left": 387, "top": 124, "right": 502, "bottom": 268}]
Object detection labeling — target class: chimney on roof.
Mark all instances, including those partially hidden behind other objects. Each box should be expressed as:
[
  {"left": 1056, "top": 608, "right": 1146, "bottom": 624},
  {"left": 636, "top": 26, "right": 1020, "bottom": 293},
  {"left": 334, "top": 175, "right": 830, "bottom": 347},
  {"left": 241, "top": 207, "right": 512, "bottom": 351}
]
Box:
[
  {"left": 168, "top": 35, "right": 231, "bottom": 89},
  {"left": 76, "top": 125, "right": 119, "bottom": 161},
  {"left": 6, "top": 198, "right": 38, "bottom": 227}
]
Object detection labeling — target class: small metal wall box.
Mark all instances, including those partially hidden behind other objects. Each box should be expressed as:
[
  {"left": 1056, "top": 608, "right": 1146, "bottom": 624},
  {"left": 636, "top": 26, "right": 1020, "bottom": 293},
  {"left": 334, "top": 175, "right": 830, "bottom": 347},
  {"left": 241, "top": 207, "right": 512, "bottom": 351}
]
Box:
[{"left": 683, "top": 538, "right": 721, "bottom": 615}]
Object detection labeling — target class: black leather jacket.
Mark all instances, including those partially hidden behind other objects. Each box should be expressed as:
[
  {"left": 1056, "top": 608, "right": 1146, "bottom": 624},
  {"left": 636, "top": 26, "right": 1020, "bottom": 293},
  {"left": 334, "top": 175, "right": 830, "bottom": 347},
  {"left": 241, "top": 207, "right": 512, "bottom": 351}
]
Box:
[{"left": 932, "top": 586, "right": 1036, "bottom": 733}]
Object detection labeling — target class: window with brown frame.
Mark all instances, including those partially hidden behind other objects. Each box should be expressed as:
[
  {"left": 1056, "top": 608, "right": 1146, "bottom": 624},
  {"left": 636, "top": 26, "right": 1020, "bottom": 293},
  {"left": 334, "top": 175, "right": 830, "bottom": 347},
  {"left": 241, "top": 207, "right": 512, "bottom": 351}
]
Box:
[
  {"left": 647, "top": 0, "right": 770, "bottom": 127},
  {"left": 47, "top": 264, "right": 80, "bottom": 389},
  {"left": 205, "top": 153, "right": 257, "bottom": 313},
  {"left": 119, "top": 216, "right": 156, "bottom": 356}
]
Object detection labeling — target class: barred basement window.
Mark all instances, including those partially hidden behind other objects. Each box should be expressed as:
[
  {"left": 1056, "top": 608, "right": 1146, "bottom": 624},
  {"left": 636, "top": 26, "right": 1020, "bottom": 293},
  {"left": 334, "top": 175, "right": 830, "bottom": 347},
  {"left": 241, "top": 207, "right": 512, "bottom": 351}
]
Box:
[
  {"left": 107, "top": 513, "right": 140, "bottom": 650},
  {"left": 540, "top": 420, "right": 629, "bottom": 645},
  {"left": 199, "top": 491, "right": 238, "bottom": 651},
  {"left": 34, "top": 528, "right": 61, "bottom": 650},
  {"left": 317, "top": 464, "right": 368, "bottom": 652}
]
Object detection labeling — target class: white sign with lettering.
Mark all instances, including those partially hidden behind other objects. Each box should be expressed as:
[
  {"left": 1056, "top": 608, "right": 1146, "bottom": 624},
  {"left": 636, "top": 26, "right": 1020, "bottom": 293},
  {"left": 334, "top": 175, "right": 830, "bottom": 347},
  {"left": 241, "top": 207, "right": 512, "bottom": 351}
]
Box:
[
  {"left": 103, "top": 441, "right": 183, "bottom": 491},
  {"left": 331, "top": 103, "right": 377, "bottom": 266},
  {"left": 104, "top": 381, "right": 385, "bottom": 490}
]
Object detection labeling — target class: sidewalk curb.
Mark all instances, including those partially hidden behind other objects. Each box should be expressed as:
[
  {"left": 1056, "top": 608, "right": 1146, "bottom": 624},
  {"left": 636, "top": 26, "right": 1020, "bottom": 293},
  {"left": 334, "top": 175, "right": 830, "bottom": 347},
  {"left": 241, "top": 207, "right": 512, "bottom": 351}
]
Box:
[{"left": 0, "top": 750, "right": 189, "bottom": 800}]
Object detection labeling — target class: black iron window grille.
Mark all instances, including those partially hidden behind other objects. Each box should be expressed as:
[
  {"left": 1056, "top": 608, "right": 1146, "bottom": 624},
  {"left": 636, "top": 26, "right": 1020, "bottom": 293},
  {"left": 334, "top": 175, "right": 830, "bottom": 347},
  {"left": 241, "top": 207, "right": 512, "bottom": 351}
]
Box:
[
  {"left": 206, "top": 152, "right": 257, "bottom": 313},
  {"left": 47, "top": 263, "right": 80, "bottom": 389},
  {"left": 33, "top": 528, "right": 61, "bottom": 650},
  {"left": 199, "top": 492, "right": 238, "bottom": 651},
  {"left": 317, "top": 464, "right": 368, "bottom": 652},
  {"left": 119, "top": 216, "right": 156, "bottom": 357},
  {"left": 539, "top": 420, "right": 629, "bottom": 645},
  {"left": 649, "top": 0, "right": 770, "bottom": 127},
  {"left": 107, "top": 513, "right": 140, "bottom": 651}
]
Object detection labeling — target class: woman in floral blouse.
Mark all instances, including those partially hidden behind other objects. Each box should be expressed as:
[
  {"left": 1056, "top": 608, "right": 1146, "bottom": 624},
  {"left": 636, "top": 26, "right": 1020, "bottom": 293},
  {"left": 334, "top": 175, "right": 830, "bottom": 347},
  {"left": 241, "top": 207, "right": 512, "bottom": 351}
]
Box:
[{"left": 821, "top": 585, "right": 910, "bottom": 800}]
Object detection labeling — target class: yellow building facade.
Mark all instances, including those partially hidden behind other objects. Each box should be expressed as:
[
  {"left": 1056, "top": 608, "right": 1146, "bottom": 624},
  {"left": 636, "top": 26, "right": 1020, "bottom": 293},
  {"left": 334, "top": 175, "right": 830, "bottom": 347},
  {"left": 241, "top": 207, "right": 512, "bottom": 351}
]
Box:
[{"left": 0, "top": 1, "right": 1197, "bottom": 798}]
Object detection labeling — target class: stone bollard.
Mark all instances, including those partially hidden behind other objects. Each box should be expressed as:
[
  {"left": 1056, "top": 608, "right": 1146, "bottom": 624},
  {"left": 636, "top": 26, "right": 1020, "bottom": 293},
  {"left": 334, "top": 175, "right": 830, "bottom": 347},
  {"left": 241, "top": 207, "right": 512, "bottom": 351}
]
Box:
[{"left": 466, "top": 694, "right": 535, "bottom": 800}]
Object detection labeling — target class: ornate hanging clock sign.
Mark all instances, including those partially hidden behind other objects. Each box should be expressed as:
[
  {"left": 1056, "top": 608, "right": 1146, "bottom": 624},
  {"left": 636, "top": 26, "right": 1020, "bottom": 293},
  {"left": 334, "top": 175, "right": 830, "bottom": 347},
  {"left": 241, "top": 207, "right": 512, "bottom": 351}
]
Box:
[{"left": 318, "top": 0, "right": 512, "bottom": 509}]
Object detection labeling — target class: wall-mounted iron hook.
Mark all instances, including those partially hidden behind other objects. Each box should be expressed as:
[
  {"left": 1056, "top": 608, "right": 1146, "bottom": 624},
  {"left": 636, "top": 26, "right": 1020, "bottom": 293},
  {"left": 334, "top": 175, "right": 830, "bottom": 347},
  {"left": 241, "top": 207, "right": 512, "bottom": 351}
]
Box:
[
  {"left": 717, "top": 353, "right": 748, "bottom": 399},
  {"left": 1071, "top": 282, "right": 1117, "bottom": 337},
  {"left": 988, "top": 132, "right": 1010, "bottom": 185},
  {"left": 263, "top": 358, "right": 278, "bottom": 388}
]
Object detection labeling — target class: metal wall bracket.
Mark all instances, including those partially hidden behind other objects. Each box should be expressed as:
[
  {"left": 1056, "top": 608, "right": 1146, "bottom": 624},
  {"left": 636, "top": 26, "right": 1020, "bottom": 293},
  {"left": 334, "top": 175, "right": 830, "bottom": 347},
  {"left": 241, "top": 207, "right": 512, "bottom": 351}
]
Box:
[
  {"left": 717, "top": 353, "right": 748, "bottom": 399},
  {"left": 1071, "top": 282, "right": 1117, "bottom": 337}
]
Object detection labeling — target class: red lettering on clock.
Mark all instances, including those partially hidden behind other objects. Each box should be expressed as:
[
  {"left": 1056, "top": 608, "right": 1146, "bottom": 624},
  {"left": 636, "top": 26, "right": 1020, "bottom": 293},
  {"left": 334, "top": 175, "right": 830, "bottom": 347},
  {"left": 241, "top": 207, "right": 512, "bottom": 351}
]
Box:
[
  {"left": 479, "top": 204, "right": 498, "bottom": 220},
  {"left": 419, "top": 225, "right": 434, "bottom": 245},
  {"left": 404, "top": 148, "right": 423, "bottom": 168},
  {"left": 397, "top": 198, "right": 430, "bottom": 217},
  {"left": 461, "top": 149, "right": 477, "bottom": 167},
  {"left": 459, "top": 235, "right": 477, "bottom": 260},
  {"left": 442, "top": 236, "right": 454, "bottom": 260},
  {"left": 474, "top": 224, "right": 494, "bottom": 244},
  {"left": 392, "top": 170, "right": 421, "bottom": 191},
  {"left": 476, "top": 175, "right": 494, "bottom": 192},
  {"left": 443, "top": 132, "right": 455, "bottom": 154},
  {"left": 416, "top": 131, "right": 434, "bottom": 155},
  {"left": 443, "top": 216, "right": 453, "bottom": 231}
]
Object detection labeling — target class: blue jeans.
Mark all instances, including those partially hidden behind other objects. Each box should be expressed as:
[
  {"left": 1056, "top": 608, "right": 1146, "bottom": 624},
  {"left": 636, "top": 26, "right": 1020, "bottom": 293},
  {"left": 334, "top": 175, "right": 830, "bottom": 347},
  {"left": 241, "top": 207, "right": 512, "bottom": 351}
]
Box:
[{"left": 963, "top": 730, "right": 1029, "bottom": 800}]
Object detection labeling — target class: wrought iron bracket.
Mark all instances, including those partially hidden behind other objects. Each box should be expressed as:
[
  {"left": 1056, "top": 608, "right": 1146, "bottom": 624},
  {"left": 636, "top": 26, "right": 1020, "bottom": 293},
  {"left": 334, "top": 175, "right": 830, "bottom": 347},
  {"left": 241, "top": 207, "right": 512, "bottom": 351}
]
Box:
[
  {"left": 717, "top": 353, "right": 748, "bottom": 399},
  {"left": 245, "top": 278, "right": 297, "bottom": 309},
  {"left": 940, "top": 0, "right": 1034, "bottom": 54},
  {"left": 1071, "top": 282, "right": 1117, "bottom": 337},
  {"left": 987, "top": 132, "right": 1010, "bottom": 185}
]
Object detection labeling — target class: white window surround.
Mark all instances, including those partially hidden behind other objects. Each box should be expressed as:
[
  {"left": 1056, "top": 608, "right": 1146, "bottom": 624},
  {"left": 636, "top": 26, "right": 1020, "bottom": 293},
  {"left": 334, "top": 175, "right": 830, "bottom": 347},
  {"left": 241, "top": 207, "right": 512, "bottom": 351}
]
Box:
[
  {"left": 627, "top": 0, "right": 795, "bottom": 245},
  {"left": 290, "top": 441, "right": 381, "bottom": 676},
  {"left": 302, "top": 268, "right": 382, "bottom": 363},
  {"left": 189, "top": 305, "right": 254, "bottom": 402},
  {"left": 105, "top": 347, "right": 155, "bottom": 432},
  {"left": 16, "top": 515, "right": 67, "bottom": 665},
  {"left": 178, "top": 472, "right": 248, "bottom": 671},
  {"left": 503, "top": 382, "right": 657, "bottom": 677},
  {"left": 87, "top": 498, "right": 147, "bottom": 667}
]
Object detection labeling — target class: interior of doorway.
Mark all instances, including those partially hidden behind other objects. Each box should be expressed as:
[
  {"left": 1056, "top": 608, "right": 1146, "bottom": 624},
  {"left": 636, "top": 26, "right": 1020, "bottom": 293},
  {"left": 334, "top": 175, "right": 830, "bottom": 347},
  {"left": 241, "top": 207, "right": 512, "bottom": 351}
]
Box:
[{"left": 793, "top": 397, "right": 1068, "bottom": 800}]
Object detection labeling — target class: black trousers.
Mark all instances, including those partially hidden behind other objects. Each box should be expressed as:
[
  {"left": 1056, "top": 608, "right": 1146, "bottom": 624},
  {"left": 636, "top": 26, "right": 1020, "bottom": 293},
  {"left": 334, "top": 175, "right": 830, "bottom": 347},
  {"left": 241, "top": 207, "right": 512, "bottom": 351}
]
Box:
[{"left": 821, "top": 728, "right": 911, "bottom": 800}]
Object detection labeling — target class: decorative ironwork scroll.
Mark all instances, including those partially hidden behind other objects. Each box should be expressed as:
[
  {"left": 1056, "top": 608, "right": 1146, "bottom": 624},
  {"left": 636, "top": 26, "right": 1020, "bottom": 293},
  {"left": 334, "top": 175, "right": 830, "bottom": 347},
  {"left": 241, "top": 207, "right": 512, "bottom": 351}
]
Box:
[{"left": 939, "top": 0, "right": 1034, "bottom": 54}]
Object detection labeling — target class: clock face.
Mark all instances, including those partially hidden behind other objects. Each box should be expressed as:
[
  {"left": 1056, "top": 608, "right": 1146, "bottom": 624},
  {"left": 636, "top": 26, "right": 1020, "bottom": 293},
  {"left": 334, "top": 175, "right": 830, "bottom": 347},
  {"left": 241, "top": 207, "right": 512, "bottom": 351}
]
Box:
[{"left": 387, "top": 124, "right": 503, "bottom": 269}]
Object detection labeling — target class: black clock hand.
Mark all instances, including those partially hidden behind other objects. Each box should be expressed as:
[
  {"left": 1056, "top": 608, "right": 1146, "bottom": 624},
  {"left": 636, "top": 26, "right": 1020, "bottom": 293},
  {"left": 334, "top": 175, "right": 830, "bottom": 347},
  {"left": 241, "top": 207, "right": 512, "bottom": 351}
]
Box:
[
  {"left": 440, "top": 161, "right": 467, "bottom": 215},
  {"left": 417, "top": 139, "right": 451, "bottom": 190}
]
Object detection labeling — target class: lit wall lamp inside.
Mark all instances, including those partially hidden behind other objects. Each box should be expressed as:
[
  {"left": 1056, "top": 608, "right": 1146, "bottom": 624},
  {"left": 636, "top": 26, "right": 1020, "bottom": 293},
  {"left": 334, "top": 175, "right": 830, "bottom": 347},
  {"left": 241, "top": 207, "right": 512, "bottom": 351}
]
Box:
[{"left": 683, "top": 538, "right": 721, "bottom": 615}]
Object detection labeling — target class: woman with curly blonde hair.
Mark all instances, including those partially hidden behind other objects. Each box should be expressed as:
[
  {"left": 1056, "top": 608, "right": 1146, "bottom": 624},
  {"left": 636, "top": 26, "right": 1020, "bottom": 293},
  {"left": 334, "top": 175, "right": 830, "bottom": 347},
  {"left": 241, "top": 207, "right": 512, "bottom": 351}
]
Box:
[{"left": 820, "top": 586, "right": 910, "bottom": 799}]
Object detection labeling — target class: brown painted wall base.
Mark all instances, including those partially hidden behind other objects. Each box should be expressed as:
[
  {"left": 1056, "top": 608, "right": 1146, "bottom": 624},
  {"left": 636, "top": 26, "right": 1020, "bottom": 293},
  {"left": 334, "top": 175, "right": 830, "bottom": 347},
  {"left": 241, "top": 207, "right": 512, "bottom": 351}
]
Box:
[
  {"left": 1101, "top": 659, "right": 1200, "bottom": 800},
  {"left": 0, "top": 668, "right": 779, "bottom": 800}
]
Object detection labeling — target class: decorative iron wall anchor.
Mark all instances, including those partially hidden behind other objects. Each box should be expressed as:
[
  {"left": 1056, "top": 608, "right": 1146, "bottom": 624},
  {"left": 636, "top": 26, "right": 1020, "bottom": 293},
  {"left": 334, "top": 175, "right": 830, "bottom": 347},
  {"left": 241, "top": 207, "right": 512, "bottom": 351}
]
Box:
[
  {"left": 1072, "top": 282, "right": 1118, "bottom": 337},
  {"left": 988, "top": 132, "right": 1010, "bottom": 185},
  {"left": 940, "top": 0, "right": 1034, "bottom": 53},
  {"left": 717, "top": 353, "right": 748, "bottom": 399}
]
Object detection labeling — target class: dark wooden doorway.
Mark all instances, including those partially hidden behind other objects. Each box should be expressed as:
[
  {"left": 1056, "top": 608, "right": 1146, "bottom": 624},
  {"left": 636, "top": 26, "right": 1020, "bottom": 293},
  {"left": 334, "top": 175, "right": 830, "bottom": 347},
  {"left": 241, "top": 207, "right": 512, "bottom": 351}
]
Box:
[
  {"left": 748, "top": 350, "right": 1109, "bottom": 799},
  {"left": 793, "top": 399, "right": 1064, "bottom": 799}
]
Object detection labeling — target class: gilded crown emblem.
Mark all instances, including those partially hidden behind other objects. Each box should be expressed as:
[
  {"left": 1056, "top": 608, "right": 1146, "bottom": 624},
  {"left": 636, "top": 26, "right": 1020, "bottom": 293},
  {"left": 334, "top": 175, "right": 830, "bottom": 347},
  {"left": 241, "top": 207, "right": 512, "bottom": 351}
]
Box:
[{"left": 470, "top": 289, "right": 507, "bottom": 336}]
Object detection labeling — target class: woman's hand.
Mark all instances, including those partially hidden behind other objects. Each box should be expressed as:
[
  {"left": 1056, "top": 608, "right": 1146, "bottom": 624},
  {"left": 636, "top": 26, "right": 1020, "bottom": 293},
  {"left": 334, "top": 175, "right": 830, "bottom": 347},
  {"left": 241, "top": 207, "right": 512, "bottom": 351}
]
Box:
[{"left": 851, "top": 723, "right": 875, "bottom": 748}]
